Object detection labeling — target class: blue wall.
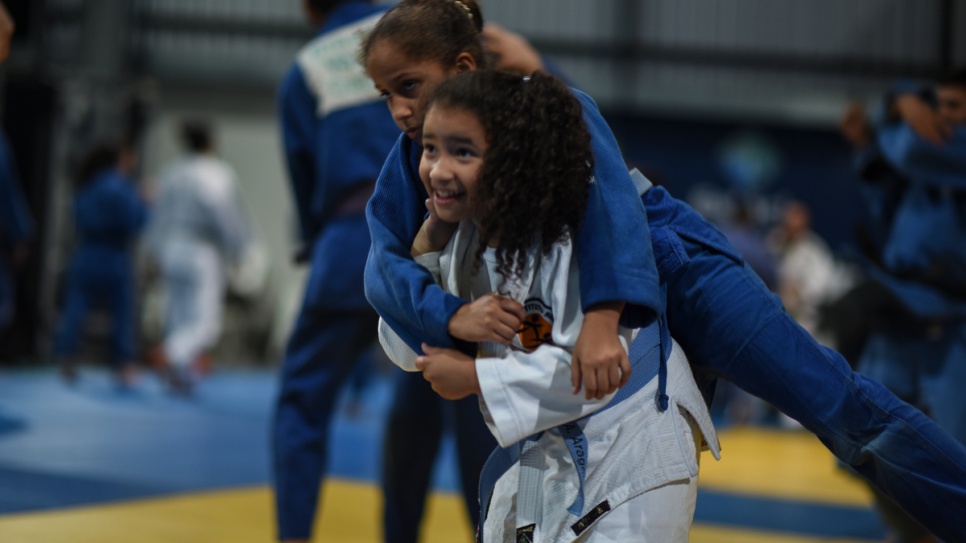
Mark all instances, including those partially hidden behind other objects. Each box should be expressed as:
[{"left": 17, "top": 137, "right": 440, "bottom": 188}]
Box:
[{"left": 606, "top": 112, "right": 867, "bottom": 254}]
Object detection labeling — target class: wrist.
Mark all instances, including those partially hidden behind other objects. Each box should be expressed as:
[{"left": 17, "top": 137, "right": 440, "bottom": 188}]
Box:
[
  {"left": 583, "top": 302, "right": 624, "bottom": 329},
  {"left": 467, "top": 359, "right": 481, "bottom": 395},
  {"left": 411, "top": 224, "right": 439, "bottom": 257}
]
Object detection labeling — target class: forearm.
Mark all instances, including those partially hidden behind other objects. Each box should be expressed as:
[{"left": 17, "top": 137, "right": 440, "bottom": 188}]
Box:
[
  {"left": 573, "top": 90, "right": 661, "bottom": 327},
  {"left": 477, "top": 346, "right": 615, "bottom": 447},
  {"left": 364, "top": 143, "right": 469, "bottom": 351}
]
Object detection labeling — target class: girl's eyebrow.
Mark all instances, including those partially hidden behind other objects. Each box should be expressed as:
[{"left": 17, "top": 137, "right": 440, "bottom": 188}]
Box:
[
  {"left": 390, "top": 71, "right": 418, "bottom": 83},
  {"left": 444, "top": 135, "right": 476, "bottom": 146}
]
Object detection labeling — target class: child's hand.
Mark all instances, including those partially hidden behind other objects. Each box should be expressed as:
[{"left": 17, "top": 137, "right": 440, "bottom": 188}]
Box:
[
  {"left": 416, "top": 343, "right": 480, "bottom": 400},
  {"left": 572, "top": 302, "right": 630, "bottom": 400},
  {"left": 482, "top": 23, "right": 545, "bottom": 76},
  {"left": 894, "top": 94, "right": 952, "bottom": 145},
  {"left": 412, "top": 198, "right": 458, "bottom": 256},
  {"left": 448, "top": 293, "right": 525, "bottom": 344}
]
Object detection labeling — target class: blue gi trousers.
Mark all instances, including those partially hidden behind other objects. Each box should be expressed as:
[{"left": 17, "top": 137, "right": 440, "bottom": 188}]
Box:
[
  {"left": 272, "top": 307, "right": 379, "bottom": 540},
  {"left": 382, "top": 370, "right": 496, "bottom": 543},
  {"left": 645, "top": 186, "right": 966, "bottom": 543},
  {"left": 0, "top": 255, "right": 13, "bottom": 332},
  {"left": 53, "top": 246, "right": 137, "bottom": 364}
]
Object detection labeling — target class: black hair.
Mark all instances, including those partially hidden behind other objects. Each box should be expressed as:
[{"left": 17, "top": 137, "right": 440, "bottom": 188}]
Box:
[
  {"left": 426, "top": 70, "right": 593, "bottom": 282},
  {"left": 359, "top": 0, "right": 489, "bottom": 70},
  {"left": 74, "top": 143, "right": 120, "bottom": 188},
  {"left": 938, "top": 67, "right": 966, "bottom": 89},
  {"left": 305, "top": 0, "right": 353, "bottom": 18},
  {"left": 179, "top": 119, "right": 213, "bottom": 154}
]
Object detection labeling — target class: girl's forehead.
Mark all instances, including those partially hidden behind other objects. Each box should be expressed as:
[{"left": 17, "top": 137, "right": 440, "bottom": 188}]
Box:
[{"left": 367, "top": 39, "right": 445, "bottom": 73}]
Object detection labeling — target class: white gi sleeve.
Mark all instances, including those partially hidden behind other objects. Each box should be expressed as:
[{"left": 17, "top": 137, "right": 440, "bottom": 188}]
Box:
[
  {"left": 377, "top": 251, "right": 443, "bottom": 371},
  {"left": 475, "top": 239, "right": 623, "bottom": 448}
]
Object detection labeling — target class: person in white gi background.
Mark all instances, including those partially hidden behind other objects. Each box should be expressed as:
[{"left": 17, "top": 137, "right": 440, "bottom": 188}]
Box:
[{"left": 145, "top": 119, "right": 251, "bottom": 396}]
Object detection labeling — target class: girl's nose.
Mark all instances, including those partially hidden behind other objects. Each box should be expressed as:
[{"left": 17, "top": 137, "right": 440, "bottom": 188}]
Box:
[
  {"left": 389, "top": 99, "right": 411, "bottom": 124},
  {"left": 429, "top": 158, "right": 453, "bottom": 183}
]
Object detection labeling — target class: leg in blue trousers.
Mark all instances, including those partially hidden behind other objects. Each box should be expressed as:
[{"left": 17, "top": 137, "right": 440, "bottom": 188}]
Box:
[
  {"left": 650, "top": 191, "right": 966, "bottom": 542},
  {"left": 272, "top": 308, "right": 379, "bottom": 541},
  {"left": 382, "top": 370, "right": 496, "bottom": 543}
]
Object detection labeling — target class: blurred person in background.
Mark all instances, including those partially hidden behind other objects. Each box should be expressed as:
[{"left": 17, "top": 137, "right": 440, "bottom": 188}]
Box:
[
  {"left": 768, "top": 200, "right": 836, "bottom": 340},
  {"left": 838, "top": 67, "right": 966, "bottom": 543},
  {"left": 270, "top": 1, "right": 399, "bottom": 541},
  {"left": 712, "top": 199, "right": 777, "bottom": 426},
  {"left": 0, "top": 129, "right": 32, "bottom": 345},
  {"left": 144, "top": 119, "right": 251, "bottom": 397},
  {"left": 0, "top": 0, "right": 34, "bottom": 356},
  {"left": 53, "top": 142, "right": 148, "bottom": 387}
]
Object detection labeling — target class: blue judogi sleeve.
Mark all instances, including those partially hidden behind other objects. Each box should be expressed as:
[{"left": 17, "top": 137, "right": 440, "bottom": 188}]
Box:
[
  {"left": 279, "top": 66, "right": 320, "bottom": 244},
  {"left": 0, "top": 132, "right": 33, "bottom": 246},
  {"left": 365, "top": 90, "right": 662, "bottom": 353},
  {"left": 877, "top": 124, "right": 966, "bottom": 190}
]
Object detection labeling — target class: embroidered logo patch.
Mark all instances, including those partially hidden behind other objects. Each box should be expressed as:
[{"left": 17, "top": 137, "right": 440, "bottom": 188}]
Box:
[
  {"left": 518, "top": 298, "right": 554, "bottom": 350},
  {"left": 516, "top": 524, "right": 536, "bottom": 543},
  {"left": 571, "top": 500, "right": 611, "bottom": 536}
]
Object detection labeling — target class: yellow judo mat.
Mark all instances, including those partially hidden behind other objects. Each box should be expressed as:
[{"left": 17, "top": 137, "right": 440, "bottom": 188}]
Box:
[{"left": 0, "top": 427, "right": 878, "bottom": 543}]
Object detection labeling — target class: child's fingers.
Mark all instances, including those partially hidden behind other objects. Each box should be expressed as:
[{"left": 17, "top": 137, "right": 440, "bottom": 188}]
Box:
[
  {"left": 618, "top": 354, "right": 632, "bottom": 388},
  {"left": 583, "top": 369, "right": 599, "bottom": 400},
  {"left": 571, "top": 360, "right": 582, "bottom": 395},
  {"left": 607, "top": 363, "right": 622, "bottom": 394},
  {"left": 421, "top": 343, "right": 445, "bottom": 358},
  {"left": 497, "top": 295, "right": 526, "bottom": 321}
]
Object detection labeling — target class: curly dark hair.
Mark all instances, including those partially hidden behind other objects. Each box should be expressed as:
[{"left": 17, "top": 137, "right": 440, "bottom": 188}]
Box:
[
  {"left": 358, "top": 0, "right": 490, "bottom": 70},
  {"left": 427, "top": 70, "right": 593, "bottom": 283}
]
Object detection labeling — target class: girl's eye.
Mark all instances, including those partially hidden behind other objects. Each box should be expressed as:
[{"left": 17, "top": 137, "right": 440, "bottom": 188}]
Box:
[
  {"left": 456, "top": 148, "right": 473, "bottom": 159},
  {"left": 379, "top": 90, "right": 391, "bottom": 100},
  {"left": 399, "top": 80, "right": 418, "bottom": 97},
  {"left": 423, "top": 144, "right": 437, "bottom": 155}
]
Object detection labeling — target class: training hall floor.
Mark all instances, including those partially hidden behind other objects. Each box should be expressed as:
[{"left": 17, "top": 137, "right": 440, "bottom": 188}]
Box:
[{"left": 0, "top": 365, "right": 886, "bottom": 543}]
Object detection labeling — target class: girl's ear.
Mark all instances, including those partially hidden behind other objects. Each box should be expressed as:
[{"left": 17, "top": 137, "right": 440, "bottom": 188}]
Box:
[{"left": 454, "top": 52, "right": 478, "bottom": 73}]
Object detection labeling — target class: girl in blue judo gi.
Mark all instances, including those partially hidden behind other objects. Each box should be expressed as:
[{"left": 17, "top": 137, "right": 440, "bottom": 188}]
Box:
[
  {"left": 0, "top": 130, "right": 33, "bottom": 337},
  {"left": 359, "top": 1, "right": 966, "bottom": 540},
  {"left": 378, "top": 68, "right": 720, "bottom": 542},
  {"left": 53, "top": 143, "right": 148, "bottom": 386}
]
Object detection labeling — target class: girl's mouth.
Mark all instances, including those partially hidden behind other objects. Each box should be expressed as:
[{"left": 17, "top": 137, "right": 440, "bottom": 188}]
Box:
[{"left": 433, "top": 190, "right": 462, "bottom": 205}]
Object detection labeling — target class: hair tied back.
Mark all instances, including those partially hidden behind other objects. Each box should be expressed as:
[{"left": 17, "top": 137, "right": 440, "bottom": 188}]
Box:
[{"left": 453, "top": 0, "right": 473, "bottom": 21}]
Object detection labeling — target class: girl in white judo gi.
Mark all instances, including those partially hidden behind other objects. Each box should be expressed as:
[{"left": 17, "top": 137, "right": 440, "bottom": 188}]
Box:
[{"left": 377, "top": 69, "right": 719, "bottom": 542}]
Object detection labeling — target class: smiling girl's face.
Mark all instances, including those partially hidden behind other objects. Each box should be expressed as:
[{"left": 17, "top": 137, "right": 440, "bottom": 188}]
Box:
[
  {"left": 417, "top": 105, "right": 487, "bottom": 224},
  {"left": 365, "top": 38, "right": 476, "bottom": 142}
]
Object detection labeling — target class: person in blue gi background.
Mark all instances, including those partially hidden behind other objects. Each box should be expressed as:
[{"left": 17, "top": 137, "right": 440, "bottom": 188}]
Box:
[
  {"left": 0, "top": 1, "right": 34, "bottom": 356},
  {"left": 839, "top": 67, "right": 966, "bottom": 543},
  {"left": 271, "top": 4, "right": 389, "bottom": 540},
  {"left": 272, "top": 2, "right": 496, "bottom": 541},
  {"left": 0, "top": 129, "right": 33, "bottom": 343},
  {"left": 360, "top": 2, "right": 966, "bottom": 541},
  {"left": 53, "top": 142, "right": 148, "bottom": 386}
]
